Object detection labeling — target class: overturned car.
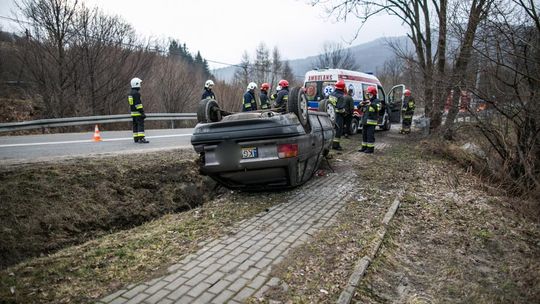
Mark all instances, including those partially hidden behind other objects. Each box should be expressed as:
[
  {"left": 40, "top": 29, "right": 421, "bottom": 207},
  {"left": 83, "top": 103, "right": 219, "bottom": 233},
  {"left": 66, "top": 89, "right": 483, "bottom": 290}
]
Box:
[{"left": 190, "top": 87, "right": 335, "bottom": 191}]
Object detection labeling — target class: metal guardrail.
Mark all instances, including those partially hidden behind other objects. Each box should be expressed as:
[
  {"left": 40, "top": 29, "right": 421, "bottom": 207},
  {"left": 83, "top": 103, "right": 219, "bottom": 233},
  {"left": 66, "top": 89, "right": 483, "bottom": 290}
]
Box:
[{"left": 0, "top": 113, "right": 197, "bottom": 132}]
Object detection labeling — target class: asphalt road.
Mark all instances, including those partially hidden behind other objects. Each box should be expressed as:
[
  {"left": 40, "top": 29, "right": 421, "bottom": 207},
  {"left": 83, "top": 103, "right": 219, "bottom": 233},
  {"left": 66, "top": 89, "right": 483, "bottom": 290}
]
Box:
[{"left": 0, "top": 128, "right": 195, "bottom": 164}]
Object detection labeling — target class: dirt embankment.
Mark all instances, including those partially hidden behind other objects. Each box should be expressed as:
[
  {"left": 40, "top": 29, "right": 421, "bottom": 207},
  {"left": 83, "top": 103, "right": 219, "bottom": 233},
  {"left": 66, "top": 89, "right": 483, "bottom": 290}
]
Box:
[{"left": 0, "top": 149, "right": 214, "bottom": 269}]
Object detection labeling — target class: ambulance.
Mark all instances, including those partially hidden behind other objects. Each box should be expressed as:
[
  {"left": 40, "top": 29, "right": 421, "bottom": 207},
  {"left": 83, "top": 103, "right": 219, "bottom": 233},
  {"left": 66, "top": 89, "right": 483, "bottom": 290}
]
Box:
[{"left": 303, "top": 68, "right": 402, "bottom": 133}]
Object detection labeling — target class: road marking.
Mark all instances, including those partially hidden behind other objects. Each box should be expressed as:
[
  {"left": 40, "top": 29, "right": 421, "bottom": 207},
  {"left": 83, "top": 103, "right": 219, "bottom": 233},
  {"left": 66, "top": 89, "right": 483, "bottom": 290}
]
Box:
[{"left": 0, "top": 134, "right": 193, "bottom": 148}]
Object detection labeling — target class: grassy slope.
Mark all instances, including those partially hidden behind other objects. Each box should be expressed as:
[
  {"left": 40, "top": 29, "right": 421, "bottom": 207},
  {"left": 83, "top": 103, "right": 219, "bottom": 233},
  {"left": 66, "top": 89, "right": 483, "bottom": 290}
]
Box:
[{"left": 255, "top": 134, "right": 539, "bottom": 303}]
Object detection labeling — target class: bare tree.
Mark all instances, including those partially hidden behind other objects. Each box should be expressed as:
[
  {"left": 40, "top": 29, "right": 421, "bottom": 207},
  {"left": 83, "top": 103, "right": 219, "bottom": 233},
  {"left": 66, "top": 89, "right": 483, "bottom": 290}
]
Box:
[
  {"left": 442, "top": 0, "right": 495, "bottom": 139},
  {"left": 234, "top": 51, "right": 251, "bottom": 87},
  {"left": 468, "top": 0, "right": 539, "bottom": 196},
  {"left": 270, "top": 46, "right": 283, "bottom": 89},
  {"left": 314, "top": 41, "right": 359, "bottom": 70},
  {"left": 253, "top": 42, "right": 271, "bottom": 85},
  {"left": 281, "top": 61, "right": 296, "bottom": 84},
  {"left": 16, "top": 0, "right": 80, "bottom": 118}
]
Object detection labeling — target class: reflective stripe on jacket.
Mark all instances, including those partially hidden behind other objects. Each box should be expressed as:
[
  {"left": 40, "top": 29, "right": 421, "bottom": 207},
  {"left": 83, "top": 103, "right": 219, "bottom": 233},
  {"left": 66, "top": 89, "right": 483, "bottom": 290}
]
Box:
[
  {"left": 128, "top": 88, "right": 144, "bottom": 117},
  {"left": 361, "top": 97, "right": 381, "bottom": 125}
]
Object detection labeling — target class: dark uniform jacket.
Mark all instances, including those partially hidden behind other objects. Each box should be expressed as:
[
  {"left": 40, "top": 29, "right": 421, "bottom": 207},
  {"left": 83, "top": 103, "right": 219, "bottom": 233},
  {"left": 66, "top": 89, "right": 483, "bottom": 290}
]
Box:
[
  {"left": 329, "top": 89, "right": 346, "bottom": 113},
  {"left": 128, "top": 88, "right": 144, "bottom": 117},
  {"left": 202, "top": 88, "right": 215, "bottom": 100},
  {"left": 361, "top": 97, "right": 381, "bottom": 125},
  {"left": 344, "top": 94, "right": 354, "bottom": 115},
  {"left": 273, "top": 87, "right": 289, "bottom": 112},
  {"left": 259, "top": 91, "right": 270, "bottom": 109},
  {"left": 242, "top": 90, "right": 257, "bottom": 111}
]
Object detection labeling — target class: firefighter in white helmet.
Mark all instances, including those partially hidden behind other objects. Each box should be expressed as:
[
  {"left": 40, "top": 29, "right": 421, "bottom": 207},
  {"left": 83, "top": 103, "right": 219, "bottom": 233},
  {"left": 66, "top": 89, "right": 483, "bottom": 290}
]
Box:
[
  {"left": 128, "top": 77, "right": 149, "bottom": 143},
  {"left": 202, "top": 79, "right": 216, "bottom": 100},
  {"left": 242, "top": 82, "right": 258, "bottom": 111}
]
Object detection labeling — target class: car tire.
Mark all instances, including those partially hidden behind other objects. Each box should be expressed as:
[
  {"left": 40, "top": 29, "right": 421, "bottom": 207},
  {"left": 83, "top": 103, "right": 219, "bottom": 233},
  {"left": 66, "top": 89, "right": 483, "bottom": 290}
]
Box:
[
  {"left": 350, "top": 117, "right": 359, "bottom": 135},
  {"left": 288, "top": 87, "right": 310, "bottom": 129},
  {"left": 318, "top": 99, "right": 336, "bottom": 124},
  {"left": 197, "top": 99, "right": 222, "bottom": 123}
]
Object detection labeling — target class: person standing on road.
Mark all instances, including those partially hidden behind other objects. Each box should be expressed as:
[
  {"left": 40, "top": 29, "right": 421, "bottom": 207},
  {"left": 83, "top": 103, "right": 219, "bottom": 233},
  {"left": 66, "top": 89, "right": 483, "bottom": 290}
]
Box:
[
  {"left": 242, "top": 82, "right": 258, "bottom": 112},
  {"left": 259, "top": 83, "right": 271, "bottom": 110},
  {"left": 329, "top": 80, "right": 347, "bottom": 150},
  {"left": 400, "top": 89, "right": 415, "bottom": 134},
  {"left": 202, "top": 79, "right": 216, "bottom": 100},
  {"left": 272, "top": 80, "right": 289, "bottom": 113},
  {"left": 343, "top": 85, "right": 355, "bottom": 138},
  {"left": 358, "top": 86, "right": 380, "bottom": 153},
  {"left": 128, "top": 77, "right": 149, "bottom": 144}
]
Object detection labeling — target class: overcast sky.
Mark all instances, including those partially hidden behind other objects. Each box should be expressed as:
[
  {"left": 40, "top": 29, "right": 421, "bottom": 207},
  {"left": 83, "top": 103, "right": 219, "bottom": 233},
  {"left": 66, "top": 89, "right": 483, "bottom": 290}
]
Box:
[{"left": 0, "top": 0, "right": 408, "bottom": 70}]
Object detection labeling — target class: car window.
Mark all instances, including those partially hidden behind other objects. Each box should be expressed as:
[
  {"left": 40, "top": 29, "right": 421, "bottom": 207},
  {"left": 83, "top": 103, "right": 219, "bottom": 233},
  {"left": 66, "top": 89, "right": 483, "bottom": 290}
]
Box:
[
  {"left": 377, "top": 85, "right": 386, "bottom": 103},
  {"left": 361, "top": 84, "right": 371, "bottom": 100}
]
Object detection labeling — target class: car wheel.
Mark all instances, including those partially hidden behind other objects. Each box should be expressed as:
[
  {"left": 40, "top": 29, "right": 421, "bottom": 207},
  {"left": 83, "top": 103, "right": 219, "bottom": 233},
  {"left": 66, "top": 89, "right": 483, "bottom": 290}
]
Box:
[
  {"left": 350, "top": 117, "right": 359, "bottom": 135},
  {"left": 288, "top": 87, "right": 310, "bottom": 128},
  {"left": 318, "top": 99, "right": 336, "bottom": 124},
  {"left": 197, "top": 99, "right": 222, "bottom": 123}
]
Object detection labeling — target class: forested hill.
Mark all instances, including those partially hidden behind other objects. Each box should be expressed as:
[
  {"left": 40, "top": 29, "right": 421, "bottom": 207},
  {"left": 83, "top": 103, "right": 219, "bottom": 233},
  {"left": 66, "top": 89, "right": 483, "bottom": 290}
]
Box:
[{"left": 212, "top": 36, "right": 410, "bottom": 82}]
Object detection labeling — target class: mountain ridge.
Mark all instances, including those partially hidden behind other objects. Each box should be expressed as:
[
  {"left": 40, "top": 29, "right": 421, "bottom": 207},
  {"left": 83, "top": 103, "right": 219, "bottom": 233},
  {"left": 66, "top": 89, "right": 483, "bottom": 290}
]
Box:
[{"left": 212, "top": 36, "right": 410, "bottom": 82}]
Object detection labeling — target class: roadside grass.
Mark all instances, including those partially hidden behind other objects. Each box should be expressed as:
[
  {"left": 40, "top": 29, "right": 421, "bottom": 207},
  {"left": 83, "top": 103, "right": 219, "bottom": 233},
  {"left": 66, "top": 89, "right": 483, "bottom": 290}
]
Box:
[
  {"left": 254, "top": 132, "right": 540, "bottom": 303},
  {"left": 353, "top": 136, "right": 540, "bottom": 303},
  {"left": 0, "top": 190, "right": 282, "bottom": 303}
]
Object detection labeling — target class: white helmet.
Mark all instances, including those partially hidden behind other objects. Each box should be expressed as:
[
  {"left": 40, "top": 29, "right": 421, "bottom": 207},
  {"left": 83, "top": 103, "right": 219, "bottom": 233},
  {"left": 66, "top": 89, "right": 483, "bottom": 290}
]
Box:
[
  {"left": 247, "top": 82, "right": 257, "bottom": 90},
  {"left": 205, "top": 79, "right": 214, "bottom": 88},
  {"left": 130, "top": 77, "right": 142, "bottom": 88}
]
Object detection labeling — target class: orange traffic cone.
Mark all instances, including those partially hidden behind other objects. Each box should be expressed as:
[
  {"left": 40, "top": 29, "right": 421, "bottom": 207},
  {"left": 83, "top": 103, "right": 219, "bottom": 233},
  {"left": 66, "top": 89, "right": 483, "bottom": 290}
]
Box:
[{"left": 93, "top": 124, "right": 102, "bottom": 142}]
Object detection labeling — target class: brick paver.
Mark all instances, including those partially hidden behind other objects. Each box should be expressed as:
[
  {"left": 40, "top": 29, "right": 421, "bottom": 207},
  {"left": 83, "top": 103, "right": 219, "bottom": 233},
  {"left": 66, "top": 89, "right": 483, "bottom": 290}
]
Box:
[{"left": 99, "top": 143, "right": 388, "bottom": 303}]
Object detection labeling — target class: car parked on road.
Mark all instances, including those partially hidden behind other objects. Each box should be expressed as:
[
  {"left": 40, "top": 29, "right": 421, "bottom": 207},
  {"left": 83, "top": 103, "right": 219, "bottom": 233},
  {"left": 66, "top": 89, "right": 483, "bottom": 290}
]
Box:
[{"left": 191, "top": 87, "right": 334, "bottom": 191}]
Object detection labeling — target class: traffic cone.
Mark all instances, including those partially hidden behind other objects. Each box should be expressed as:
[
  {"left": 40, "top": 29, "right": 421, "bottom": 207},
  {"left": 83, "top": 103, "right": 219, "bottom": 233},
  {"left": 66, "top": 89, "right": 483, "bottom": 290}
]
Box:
[{"left": 93, "top": 124, "right": 102, "bottom": 142}]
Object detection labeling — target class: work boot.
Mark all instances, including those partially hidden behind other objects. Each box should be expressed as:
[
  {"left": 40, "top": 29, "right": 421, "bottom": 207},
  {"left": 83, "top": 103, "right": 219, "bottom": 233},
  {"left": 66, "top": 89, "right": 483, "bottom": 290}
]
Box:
[
  {"left": 358, "top": 146, "right": 367, "bottom": 152},
  {"left": 134, "top": 137, "right": 139, "bottom": 143},
  {"left": 138, "top": 137, "right": 150, "bottom": 144},
  {"left": 364, "top": 147, "right": 374, "bottom": 154}
]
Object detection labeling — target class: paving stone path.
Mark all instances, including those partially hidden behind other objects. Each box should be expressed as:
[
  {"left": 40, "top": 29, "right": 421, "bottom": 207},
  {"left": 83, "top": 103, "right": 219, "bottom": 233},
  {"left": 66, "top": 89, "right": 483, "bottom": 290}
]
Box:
[{"left": 100, "top": 143, "right": 388, "bottom": 304}]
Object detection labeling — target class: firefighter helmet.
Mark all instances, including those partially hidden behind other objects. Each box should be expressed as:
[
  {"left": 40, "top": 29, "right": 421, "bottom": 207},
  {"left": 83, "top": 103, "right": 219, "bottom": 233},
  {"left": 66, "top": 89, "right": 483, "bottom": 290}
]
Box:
[
  {"left": 278, "top": 79, "right": 289, "bottom": 87},
  {"left": 335, "top": 80, "right": 346, "bottom": 90},
  {"left": 205, "top": 79, "right": 214, "bottom": 88},
  {"left": 261, "top": 83, "right": 270, "bottom": 91},
  {"left": 130, "top": 77, "right": 142, "bottom": 88},
  {"left": 247, "top": 82, "right": 257, "bottom": 90},
  {"left": 404, "top": 89, "right": 411, "bottom": 96},
  {"left": 366, "top": 86, "right": 377, "bottom": 96}
]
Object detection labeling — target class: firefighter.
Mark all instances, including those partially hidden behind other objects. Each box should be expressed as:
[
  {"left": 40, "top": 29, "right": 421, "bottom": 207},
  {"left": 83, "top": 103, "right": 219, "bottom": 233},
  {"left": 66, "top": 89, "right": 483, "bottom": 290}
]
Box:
[
  {"left": 242, "top": 82, "right": 258, "bottom": 111},
  {"left": 343, "top": 85, "right": 355, "bottom": 138},
  {"left": 128, "top": 77, "right": 149, "bottom": 143},
  {"left": 400, "top": 89, "right": 415, "bottom": 134},
  {"left": 329, "top": 80, "right": 347, "bottom": 150},
  {"left": 260, "top": 83, "right": 271, "bottom": 110},
  {"left": 270, "top": 85, "right": 282, "bottom": 102},
  {"left": 272, "top": 80, "right": 289, "bottom": 113},
  {"left": 202, "top": 79, "right": 216, "bottom": 100},
  {"left": 359, "top": 86, "right": 380, "bottom": 153}
]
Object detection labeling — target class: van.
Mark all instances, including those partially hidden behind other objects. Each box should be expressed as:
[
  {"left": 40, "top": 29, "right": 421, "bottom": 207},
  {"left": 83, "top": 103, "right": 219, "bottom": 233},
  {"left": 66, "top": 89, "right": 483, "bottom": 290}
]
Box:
[{"left": 303, "top": 68, "right": 402, "bottom": 133}]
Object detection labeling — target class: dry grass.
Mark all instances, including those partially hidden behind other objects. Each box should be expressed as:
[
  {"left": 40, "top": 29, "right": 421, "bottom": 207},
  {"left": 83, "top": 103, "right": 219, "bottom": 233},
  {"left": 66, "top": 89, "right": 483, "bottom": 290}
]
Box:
[
  {"left": 0, "top": 185, "right": 282, "bottom": 303},
  {"left": 253, "top": 132, "right": 540, "bottom": 303}
]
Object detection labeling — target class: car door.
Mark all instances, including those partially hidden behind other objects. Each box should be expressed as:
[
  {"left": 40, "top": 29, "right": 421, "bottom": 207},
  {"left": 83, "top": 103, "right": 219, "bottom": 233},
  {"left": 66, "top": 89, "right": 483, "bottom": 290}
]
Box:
[{"left": 388, "top": 84, "right": 406, "bottom": 123}]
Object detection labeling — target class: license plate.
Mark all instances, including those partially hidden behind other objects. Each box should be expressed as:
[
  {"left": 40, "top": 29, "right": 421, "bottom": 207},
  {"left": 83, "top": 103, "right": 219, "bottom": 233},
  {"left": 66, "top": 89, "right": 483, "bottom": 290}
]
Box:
[{"left": 241, "top": 147, "right": 258, "bottom": 159}]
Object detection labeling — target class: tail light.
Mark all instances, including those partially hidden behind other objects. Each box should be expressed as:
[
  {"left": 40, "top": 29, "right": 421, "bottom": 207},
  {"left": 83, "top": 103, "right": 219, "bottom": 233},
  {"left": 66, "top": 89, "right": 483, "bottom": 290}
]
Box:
[{"left": 278, "top": 144, "right": 298, "bottom": 158}]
